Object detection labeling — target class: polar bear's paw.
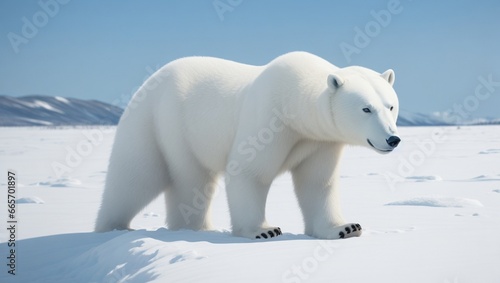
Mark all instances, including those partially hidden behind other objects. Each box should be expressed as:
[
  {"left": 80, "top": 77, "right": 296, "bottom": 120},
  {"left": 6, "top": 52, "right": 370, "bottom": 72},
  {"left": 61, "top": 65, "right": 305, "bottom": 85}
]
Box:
[
  {"left": 255, "top": 227, "right": 282, "bottom": 239},
  {"left": 337, "top": 223, "right": 362, "bottom": 239}
]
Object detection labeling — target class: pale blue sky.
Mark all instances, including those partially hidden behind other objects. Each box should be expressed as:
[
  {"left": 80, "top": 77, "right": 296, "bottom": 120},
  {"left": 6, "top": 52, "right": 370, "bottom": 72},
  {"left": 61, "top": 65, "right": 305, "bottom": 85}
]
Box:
[{"left": 1, "top": 0, "right": 499, "bottom": 118}]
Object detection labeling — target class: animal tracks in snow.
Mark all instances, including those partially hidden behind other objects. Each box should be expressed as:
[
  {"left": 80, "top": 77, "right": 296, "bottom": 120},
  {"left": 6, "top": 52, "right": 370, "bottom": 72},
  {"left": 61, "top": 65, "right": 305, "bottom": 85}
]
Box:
[
  {"left": 478, "top": 148, "right": 500, "bottom": 155},
  {"left": 365, "top": 226, "right": 416, "bottom": 236},
  {"left": 169, "top": 250, "right": 207, "bottom": 264},
  {"left": 17, "top": 196, "right": 45, "bottom": 204},
  {"left": 405, "top": 175, "right": 443, "bottom": 182},
  {"left": 31, "top": 177, "right": 82, "bottom": 187},
  {"left": 385, "top": 196, "right": 484, "bottom": 208}
]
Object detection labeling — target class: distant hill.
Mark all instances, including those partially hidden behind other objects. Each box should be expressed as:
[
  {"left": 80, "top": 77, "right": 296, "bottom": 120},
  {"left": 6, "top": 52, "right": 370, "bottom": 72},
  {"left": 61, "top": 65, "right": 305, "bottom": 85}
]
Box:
[
  {"left": 397, "top": 109, "right": 500, "bottom": 126},
  {"left": 0, "top": 95, "right": 498, "bottom": 127},
  {"left": 396, "top": 110, "right": 452, "bottom": 126},
  {"left": 0, "top": 95, "right": 123, "bottom": 126}
]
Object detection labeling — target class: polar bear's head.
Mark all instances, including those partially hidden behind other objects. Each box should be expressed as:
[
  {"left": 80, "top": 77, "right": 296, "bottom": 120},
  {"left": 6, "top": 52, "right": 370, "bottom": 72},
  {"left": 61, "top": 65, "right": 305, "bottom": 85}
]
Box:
[{"left": 327, "top": 67, "right": 401, "bottom": 153}]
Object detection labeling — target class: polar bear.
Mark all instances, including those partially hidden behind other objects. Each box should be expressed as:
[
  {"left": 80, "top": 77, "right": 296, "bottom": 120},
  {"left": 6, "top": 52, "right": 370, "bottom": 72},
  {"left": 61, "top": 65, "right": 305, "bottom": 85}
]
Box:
[{"left": 95, "top": 51, "right": 401, "bottom": 239}]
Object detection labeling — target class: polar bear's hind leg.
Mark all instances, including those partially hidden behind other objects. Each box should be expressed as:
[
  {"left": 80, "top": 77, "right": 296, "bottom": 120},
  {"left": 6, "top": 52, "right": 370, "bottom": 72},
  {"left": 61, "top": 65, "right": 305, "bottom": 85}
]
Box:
[
  {"left": 164, "top": 156, "right": 218, "bottom": 231},
  {"left": 95, "top": 142, "right": 170, "bottom": 232}
]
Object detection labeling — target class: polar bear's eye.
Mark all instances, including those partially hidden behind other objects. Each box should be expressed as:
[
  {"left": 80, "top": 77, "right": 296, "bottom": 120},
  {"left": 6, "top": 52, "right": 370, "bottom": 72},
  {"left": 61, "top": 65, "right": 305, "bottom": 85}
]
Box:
[
  {"left": 390, "top": 106, "right": 394, "bottom": 111},
  {"left": 362, "top": 108, "right": 371, "bottom": 113}
]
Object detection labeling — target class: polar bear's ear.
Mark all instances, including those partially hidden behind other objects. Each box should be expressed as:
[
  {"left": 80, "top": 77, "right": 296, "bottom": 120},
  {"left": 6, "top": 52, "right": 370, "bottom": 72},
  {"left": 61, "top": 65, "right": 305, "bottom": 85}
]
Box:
[
  {"left": 327, "top": 74, "right": 345, "bottom": 89},
  {"left": 381, "top": 69, "right": 395, "bottom": 86}
]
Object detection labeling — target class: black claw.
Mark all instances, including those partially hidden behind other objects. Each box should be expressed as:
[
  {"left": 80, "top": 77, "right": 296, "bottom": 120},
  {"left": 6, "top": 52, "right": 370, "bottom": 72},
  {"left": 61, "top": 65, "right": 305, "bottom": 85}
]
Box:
[
  {"left": 274, "top": 228, "right": 281, "bottom": 235},
  {"left": 256, "top": 236, "right": 261, "bottom": 239},
  {"left": 261, "top": 233, "right": 268, "bottom": 239},
  {"left": 351, "top": 224, "right": 357, "bottom": 232},
  {"left": 339, "top": 231, "right": 345, "bottom": 239},
  {"left": 268, "top": 231, "right": 275, "bottom": 237},
  {"left": 345, "top": 227, "right": 351, "bottom": 234},
  {"left": 356, "top": 224, "right": 362, "bottom": 230}
]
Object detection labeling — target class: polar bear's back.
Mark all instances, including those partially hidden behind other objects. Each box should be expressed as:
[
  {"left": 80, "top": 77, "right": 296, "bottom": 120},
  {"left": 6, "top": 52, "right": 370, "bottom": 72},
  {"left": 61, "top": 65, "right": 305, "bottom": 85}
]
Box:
[
  {"left": 151, "top": 52, "right": 334, "bottom": 102},
  {"left": 141, "top": 57, "right": 263, "bottom": 172},
  {"left": 161, "top": 56, "right": 263, "bottom": 99}
]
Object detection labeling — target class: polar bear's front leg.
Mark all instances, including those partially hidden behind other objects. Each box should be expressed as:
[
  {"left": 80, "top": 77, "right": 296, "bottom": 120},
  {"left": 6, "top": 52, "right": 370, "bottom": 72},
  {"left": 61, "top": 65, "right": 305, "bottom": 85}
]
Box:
[
  {"left": 226, "top": 175, "right": 282, "bottom": 239},
  {"left": 292, "top": 144, "right": 362, "bottom": 239}
]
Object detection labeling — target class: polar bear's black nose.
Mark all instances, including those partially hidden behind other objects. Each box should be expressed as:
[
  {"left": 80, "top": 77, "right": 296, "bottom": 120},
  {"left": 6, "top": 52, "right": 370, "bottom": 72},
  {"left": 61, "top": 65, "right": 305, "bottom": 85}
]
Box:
[{"left": 386, "top": 136, "right": 401, "bottom": 148}]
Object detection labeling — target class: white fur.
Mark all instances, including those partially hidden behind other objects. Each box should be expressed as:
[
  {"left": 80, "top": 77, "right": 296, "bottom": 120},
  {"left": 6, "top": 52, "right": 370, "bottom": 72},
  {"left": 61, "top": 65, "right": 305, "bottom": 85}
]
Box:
[{"left": 95, "top": 51, "right": 400, "bottom": 239}]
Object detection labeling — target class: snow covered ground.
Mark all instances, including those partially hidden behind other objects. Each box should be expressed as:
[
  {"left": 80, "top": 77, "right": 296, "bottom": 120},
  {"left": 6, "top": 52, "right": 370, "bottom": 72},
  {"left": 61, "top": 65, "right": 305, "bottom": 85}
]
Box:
[{"left": 1, "top": 126, "right": 499, "bottom": 283}]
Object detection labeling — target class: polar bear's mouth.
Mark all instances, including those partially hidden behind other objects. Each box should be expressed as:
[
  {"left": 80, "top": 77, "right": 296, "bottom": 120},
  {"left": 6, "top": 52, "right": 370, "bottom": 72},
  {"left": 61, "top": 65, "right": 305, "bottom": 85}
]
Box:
[{"left": 367, "top": 139, "right": 393, "bottom": 153}]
